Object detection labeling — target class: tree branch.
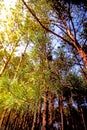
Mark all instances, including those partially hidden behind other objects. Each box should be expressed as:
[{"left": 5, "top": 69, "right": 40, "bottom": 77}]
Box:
[{"left": 22, "top": 0, "right": 73, "bottom": 45}]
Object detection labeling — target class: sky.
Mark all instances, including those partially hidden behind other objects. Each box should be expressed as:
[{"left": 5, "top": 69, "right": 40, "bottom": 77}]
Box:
[
  {"left": 3, "top": 0, "right": 16, "bottom": 8},
  {"left": 0, "top": 0, "right": 16, "bottom": 20}
]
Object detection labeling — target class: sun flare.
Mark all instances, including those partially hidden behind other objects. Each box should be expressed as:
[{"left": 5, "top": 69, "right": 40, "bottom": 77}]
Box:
[
  {"left": 0, "top": 0, "right": 16, "bottom": 20},
  {"left": 3, "top": 0, "right": 16, "bottom": 8}
]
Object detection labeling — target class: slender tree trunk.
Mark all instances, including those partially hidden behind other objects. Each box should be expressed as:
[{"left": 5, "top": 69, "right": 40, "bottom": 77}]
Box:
[
  {"left": 13, "top": 42, "right": 29, "bottom": 79},
  {"left": 0, "top": 42, "right": 18, "bottom": 77},
  {"left": 42, "top": 90, "right": 49, "bottom": 130},
  {"left": 49, "top": 91, "right": 54, "bottom": 128},
  {"left": 20, "top": 111, "right": 28, "bottom": 130},
  {"left": 67, "top": 95, "right": 74, "bottom": 130},
  {"left": 22, "top": 113, "right": 27, "bottom": 130},
  {"left": 12, "top": 112, "right": 20, "bottom": 130},
  {"left": 0, "top": 108, "right": 7, "bottom": 129},
  {"left": 31, "top": 111, "right": 37, "bottom": 130},
  {"left": 79, "top": 106, "right": 86, "bottom": 130},
  {"left": 59, "top": 96, "right": 64, "bottom": 130},
  {"left": 4, "top": 110, "right": 12, "bottom": 130},
  {"left": 37, "top": 101, "right": 42, "bottom": 130}
]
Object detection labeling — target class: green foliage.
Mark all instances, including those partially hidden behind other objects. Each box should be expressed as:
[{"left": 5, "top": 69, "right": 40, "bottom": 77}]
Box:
[
  {"left": 0, "top": 0, "right": 87, "bottom": 116},
  {"left": 65, "top": 74, "right": 87, "bottom": 103}
]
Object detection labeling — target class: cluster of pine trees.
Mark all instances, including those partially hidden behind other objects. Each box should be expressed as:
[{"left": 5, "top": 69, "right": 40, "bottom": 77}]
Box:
[{"left": 0, "top": 0, "right": 87, "bottom": 130}]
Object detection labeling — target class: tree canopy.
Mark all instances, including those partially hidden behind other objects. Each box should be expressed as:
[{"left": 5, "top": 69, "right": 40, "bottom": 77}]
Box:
[{"left": 0, "top": 0, "right": 87, "bottom": 130}]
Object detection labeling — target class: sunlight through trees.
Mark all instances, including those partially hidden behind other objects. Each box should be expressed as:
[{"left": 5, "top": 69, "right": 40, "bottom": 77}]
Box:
[{"left": 0, "top": 0, "right": 87, "bottom": 130}]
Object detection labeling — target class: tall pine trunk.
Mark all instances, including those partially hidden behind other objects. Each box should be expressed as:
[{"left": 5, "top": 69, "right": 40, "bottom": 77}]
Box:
[
  {"left": 37, "top": 101, "right": 42, "bottom": 130},
  {"left": 49, "top": 91, "right": 54, "bottom": 128},
  {"left": 79, "top": 106, "right": 86, "bottom": 130},
  {"left": 0, "top": 108, "right": 7, "bottom": 129},
  {"left": 42, "top": 89, "right": 49, "bottom": 130},
  {"left": 4, "top": 110, "right": 12, "bottom": 130},
  {"left": 59, "top": 96, "right": 64, "bottom": 130},
  {"left": 31, "top": 111, "right": 37, "bottom": 130}
]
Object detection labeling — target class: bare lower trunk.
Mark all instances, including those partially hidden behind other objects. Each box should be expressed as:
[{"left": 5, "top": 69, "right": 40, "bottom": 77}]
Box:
[
  {"left": 13, "top": 112, "right": 20, "bottom": 129},
  {"left": 4, "top": 110, "right": 12, "bottom": 130},
  {"left": 37, "top": 101, "right": 42, "bottom": 130},
  {"left": 0, "top": 109, "right": 7, "bottom": 129},
  {"left": 49, "top": 91, "right": 54, "bottom": 128},
  {"left": 79, "top": 106, "right": 86, "bottom": 130},
  {"left": 42, "top": 90, "right": 49, "bottom": 130},
  {"left": 59, "top": 96, "right": 64, "bottom": 130},
  {"left": 31, "top": 111, "right": 37, "bottom": 130}
]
